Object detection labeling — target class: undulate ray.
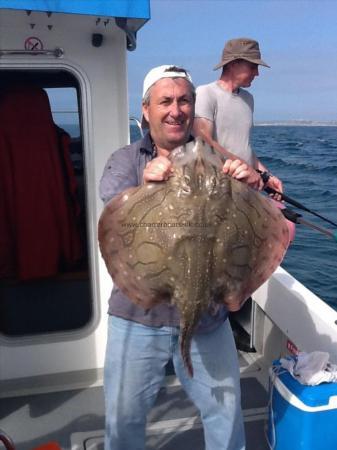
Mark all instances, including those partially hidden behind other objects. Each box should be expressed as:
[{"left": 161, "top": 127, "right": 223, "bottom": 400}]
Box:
[{"left": 98, "top": 138, "right": 290, "bottom": 377}]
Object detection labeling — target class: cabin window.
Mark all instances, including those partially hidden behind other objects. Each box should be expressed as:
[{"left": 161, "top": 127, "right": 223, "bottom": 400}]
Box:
[
  {"left": 47, "top": 87, "right": 80, "bottom": 138},
  {"left": 0, "top": 70, "right": 93, "bottom": 337}
]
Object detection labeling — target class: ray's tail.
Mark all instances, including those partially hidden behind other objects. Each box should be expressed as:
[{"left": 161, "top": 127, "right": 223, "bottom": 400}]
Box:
[
  {"left": 179, "top": 321, "right": 195, "bottom": 377},
  {"left": 179, "top": 299, "right": 204, "bottom": 378},
  {"left": 175, "top": 236, "right": 212, "bottom": 378}
]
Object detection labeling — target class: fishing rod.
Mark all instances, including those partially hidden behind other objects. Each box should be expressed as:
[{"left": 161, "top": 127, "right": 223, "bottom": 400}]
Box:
[
  {"left": 257, "top": 172, "right": 337, "bottom": 241},
  {"left": 264, "top": 186, "right": 337, "bottom": 228},
  {"left": 281, "top": 207, "right": 337, "bottom": 242}
]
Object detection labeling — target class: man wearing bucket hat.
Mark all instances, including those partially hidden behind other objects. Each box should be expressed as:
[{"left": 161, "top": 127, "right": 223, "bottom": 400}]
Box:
[
  {"left": 194, "top": 37, "right": 283, "bottom": 194},
  {"left": 100, "top": 65, "right": 250, "bottom": 450}
]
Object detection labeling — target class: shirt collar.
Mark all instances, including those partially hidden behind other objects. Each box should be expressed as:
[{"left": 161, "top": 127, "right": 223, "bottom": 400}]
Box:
[{"left": 139, "top": 132, "right": 156, "bottom": 158}]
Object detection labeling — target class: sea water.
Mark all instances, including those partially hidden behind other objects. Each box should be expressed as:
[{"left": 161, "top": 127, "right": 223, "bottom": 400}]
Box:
[
  {"left": 64, "top": 123, "right": 337, "bottom": 309},
  {"left": 252, "top": 126, "right": 337, "bottom": 309}
]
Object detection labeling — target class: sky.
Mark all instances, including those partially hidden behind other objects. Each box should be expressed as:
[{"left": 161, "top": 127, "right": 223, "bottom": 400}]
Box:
[{"left": 127, "top": 0, "right": 337, "bottom": 122}]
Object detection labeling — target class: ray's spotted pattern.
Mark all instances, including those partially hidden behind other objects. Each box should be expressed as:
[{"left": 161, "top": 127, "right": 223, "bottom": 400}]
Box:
[{"left": 99, "top": 139, "right": 290, "bottom": 376}]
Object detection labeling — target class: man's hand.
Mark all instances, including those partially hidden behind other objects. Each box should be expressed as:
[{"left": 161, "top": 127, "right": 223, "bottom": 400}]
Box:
[
  {"left": 266, "top": 175, "right": 283, "bottom": 201},
  {"left": 143, "top": 156, "right": 173, "bottom": 183},
  {"left": 223, "top": 159, "right": 264, "bottom": 190}
]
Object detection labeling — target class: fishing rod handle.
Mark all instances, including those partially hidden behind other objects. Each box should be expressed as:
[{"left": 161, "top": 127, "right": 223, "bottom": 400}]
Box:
[{"left": 264, "top": 186, "right": 308, "bottom": 210}]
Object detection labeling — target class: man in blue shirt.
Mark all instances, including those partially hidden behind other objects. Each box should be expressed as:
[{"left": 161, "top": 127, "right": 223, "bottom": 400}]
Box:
[{"left": 100, "top": 65, "right": 256, "bottom": 450}]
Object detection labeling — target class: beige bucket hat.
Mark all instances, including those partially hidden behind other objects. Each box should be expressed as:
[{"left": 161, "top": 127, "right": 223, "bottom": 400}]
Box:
[{"left": 214, "top": 37, "right": 270, "bottom": 70}]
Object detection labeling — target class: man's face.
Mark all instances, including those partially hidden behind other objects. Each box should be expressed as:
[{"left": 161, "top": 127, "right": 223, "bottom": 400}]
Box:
[
  {"left": 231, "top": 60, "right": 259, "bottom": 87},
  {"left": 142, "top": 78, "right": 195, "bottom": 152}
]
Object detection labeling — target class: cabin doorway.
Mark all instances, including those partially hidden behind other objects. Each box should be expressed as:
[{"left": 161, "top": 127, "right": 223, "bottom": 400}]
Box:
[{"left": 0, "top": 69, "right": 93, "bottom": 338}]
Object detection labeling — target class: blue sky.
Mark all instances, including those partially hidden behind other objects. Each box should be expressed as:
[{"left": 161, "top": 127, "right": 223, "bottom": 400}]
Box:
[{"left": 128, "top": 0, "right": 337, "bottom": 122}]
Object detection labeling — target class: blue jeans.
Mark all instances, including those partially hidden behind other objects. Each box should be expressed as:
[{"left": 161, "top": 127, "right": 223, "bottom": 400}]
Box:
[{"left": 104, "top": 316, "right": 245, "bottom": 450}]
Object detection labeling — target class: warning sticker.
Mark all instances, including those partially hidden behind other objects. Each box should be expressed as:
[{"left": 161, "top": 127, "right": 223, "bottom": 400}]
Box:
[{"left": 24, "top": 36, "right": 43, "bottom": 51}]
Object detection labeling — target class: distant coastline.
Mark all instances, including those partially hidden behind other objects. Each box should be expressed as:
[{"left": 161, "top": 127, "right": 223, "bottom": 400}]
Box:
[{"left": 255, "top": 120, "right": 337, "bottom": 127}]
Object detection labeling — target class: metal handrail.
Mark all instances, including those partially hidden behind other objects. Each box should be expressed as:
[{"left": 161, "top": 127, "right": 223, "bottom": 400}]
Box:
[
  {"left": 129, "top": 116, "right": 144, "bottom": 138},
  {"left": 0, "top": 48, "right": 64, "bottom": 57}
]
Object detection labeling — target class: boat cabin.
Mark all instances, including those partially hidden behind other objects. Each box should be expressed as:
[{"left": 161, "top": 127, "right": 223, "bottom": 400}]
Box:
[{"left": 0, "top": 0, "right": 149, "bottom": 390}]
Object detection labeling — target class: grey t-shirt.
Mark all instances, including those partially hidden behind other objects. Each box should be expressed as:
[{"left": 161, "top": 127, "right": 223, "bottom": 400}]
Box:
[{"left": 195, "top": 81, "right": 254, "bottom": 165}]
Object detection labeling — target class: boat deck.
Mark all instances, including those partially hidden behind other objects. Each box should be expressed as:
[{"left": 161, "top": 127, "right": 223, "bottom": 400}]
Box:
[{"left": 0, "top": 351, "right": 271, "bottom": 450}]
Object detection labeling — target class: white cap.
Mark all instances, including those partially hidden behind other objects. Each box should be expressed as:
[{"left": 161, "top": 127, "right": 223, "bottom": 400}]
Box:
[{"left": 142, "top": 65, "right": 193, "bottom": 99}]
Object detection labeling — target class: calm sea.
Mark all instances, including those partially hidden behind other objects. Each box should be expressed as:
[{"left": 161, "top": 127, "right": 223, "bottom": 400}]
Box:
[
  {"left": 252, "top": 126, "right": 337, "bottom": 309},
  {"left": 64, "top": 123, "right": 337, "bottom": 310}
]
